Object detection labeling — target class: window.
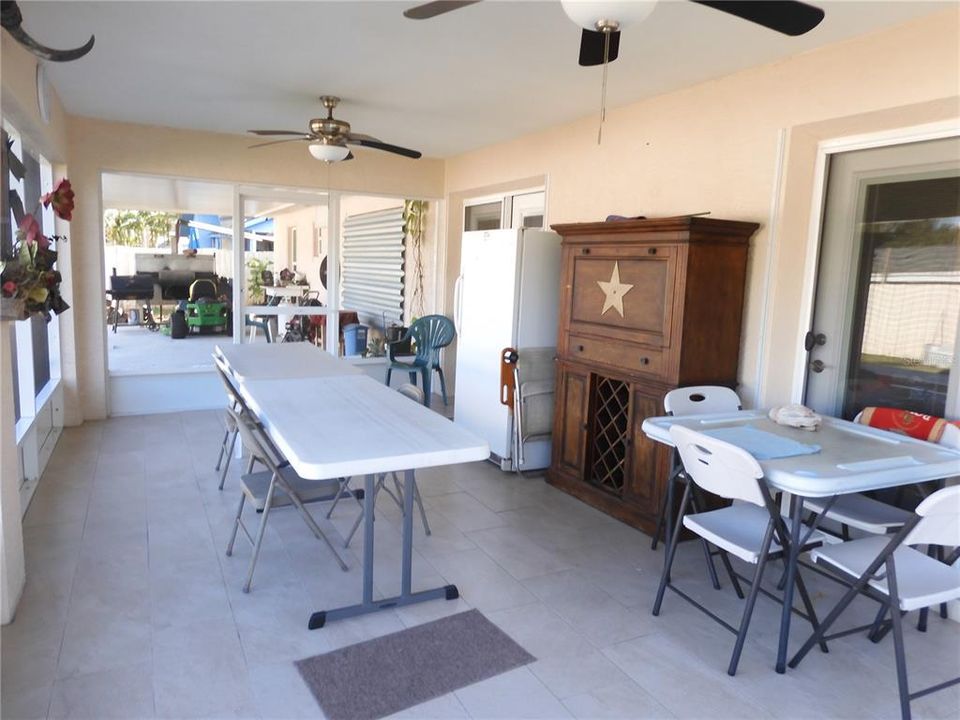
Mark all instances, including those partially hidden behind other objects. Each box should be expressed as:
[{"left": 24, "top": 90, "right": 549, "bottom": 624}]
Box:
[{"left": 313, "top": 223, "right": 321, "bottom": 258}]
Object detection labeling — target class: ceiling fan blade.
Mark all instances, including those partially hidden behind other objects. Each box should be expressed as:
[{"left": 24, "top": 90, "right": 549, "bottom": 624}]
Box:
[
  {"left": 578, "top": 29, "right": 620, "bottom": 67},
  {"left": 691, "top": 1, "right": 825, "bottom": 36},
  {"left": 344, "top": 151, "right": 355, "bottom": 161},
  {"left": 346, "top": 137, "right": 422, "bottom": 159},
  {"left": 403, "top": 1, "right": 481, "bottom": 20},
  {"left": 247, "top": 129, "right": 307, "bottom": 136},
  {"left": 248, "top": 137, "right": 310, "bottom": 149}
]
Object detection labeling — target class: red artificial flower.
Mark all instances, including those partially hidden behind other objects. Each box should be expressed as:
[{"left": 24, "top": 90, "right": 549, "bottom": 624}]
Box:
[
  {"left": 2, "top": 280, "right": 17, "bottom": 297},
  {"left": 18, "top": 214, "right": 49, "bottom": 250},
  {"left": 41, "top": 178, "right": 74, "bottom": 221}
]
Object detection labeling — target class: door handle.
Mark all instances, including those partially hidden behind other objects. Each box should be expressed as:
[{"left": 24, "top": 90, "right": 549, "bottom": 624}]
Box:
[
  {"left": 804, "top": 331, "right": 827, "bottom": 352},
  {"left": 453, "top": 274, "right": 464, "bottom": 335},
  {"left": 809, "top": 359, "right": 825, "bottom": 373}
]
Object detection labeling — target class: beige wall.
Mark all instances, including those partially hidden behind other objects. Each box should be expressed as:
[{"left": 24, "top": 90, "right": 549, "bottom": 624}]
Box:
[
  {"left": 65, "top": 117, "right": 445, "bottom": 420},
  {"left": 443, "top": 9, "right": 960, "bottom": 407}
]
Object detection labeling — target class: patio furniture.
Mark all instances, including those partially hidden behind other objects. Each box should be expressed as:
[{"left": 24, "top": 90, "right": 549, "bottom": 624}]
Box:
[
  {"left": 641, "top": 408, "right": 960, "bottom": 673},
  {"left": 503, "top": 347, "right": 556, "bottom": 472},
  {"left": 653, "top": 424, "right": 828, "bottom": 676},
  {"left": 225, "top": 371, "right": 487, "bottom": 627},
  {"left": 385, "top": 314, "right": 455, "bottom": 406},
  {"left": 805, "top": 409, "right": 960, "bottom": 539},
  {"left": 213, "top": 359, "right": 243, "bottom": 491},
  {"left": 788, "top": 485, "right": 960, "bottom": 720},
  {"left": 651, "top": 385, "right": 742, "bottom": 558},
  {"left": 224, "top": 404, "right": 348, "bottom": 592}
]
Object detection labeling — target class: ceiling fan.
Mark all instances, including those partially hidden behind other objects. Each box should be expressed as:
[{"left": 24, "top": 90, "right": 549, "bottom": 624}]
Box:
[
  {"left": 403, "top": 1, "right": 825, "bottom": 66},
  {"left": 1, "top": 0, "right": 94, "bottom": 62},
  {"left": 248, "top": 96, "right": 423, "bottom": 162}
]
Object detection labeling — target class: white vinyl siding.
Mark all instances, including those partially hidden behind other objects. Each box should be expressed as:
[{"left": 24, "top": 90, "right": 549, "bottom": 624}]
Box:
[{"left": 341, "top": 206, "right": 405, "bottom": 324}]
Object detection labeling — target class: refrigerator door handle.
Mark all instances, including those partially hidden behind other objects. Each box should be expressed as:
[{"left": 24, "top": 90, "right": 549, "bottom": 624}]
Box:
[{"left": 453, "top": 273, "right": 464, "bottom": 335}]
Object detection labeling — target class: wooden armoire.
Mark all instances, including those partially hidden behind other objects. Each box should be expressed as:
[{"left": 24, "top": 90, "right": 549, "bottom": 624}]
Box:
[{"left": 546, "top": 217, "right": 760, "bottom": 533}]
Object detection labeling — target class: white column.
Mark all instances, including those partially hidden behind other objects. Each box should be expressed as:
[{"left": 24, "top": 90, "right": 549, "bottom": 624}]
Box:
[{"left": 0, "top": 319, "right": 26, "bottom": 624}]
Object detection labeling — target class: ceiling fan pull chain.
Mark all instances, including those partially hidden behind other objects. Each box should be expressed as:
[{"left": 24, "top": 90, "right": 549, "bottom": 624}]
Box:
[{"left": 598, "top": 30, "right": 610, "bottom": 145}]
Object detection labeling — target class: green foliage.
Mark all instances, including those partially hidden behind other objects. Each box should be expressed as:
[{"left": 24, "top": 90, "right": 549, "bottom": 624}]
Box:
[
  {"left": 246, "top": 257, "right": 273, "bottom": 304},
  {"left": 104, "top": 209, "right": 177, "bottom": 247},
  {"left": 403, "top": 200, "right": 428, "bottom": 318}
]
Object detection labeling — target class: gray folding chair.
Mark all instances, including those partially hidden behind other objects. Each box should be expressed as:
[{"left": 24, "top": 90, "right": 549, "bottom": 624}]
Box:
[
  {"left": 654, "top": 424, "right": 829, "bottom": 676},
  {"left": 225, "top": 406, "right": 349, "bottom": 592},
  {"left": 213, "top": 361, "right": 242, "bottom": 490},
  {"left": 789, "top": 485, "right": 960, "bottom": 720}
]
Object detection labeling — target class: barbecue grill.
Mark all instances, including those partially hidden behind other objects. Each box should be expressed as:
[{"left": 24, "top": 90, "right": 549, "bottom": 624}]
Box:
[{"left": 107, "top": 272, "right": 156, "bottom": 332}]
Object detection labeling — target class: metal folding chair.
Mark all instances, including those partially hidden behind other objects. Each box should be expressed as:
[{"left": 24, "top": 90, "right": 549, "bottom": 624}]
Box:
[
  {"left": 789, "top": 485, "right": 960, "bottom": 720},
  {"left": 212, "top": 359, "right": 242, "bottom": 490},
  {"left": 653, "top": 424, "right": 829, "bottom": 676}
]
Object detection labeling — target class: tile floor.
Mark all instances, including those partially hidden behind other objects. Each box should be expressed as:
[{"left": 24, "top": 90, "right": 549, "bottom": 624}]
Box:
[{"left": 2, "top": 411, "right": 959, "bottom": 719}]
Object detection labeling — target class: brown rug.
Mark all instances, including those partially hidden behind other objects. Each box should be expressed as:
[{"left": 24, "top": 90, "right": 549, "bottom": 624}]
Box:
[{"left": 295, "top": 609, "right": 535, "bottom": 720}]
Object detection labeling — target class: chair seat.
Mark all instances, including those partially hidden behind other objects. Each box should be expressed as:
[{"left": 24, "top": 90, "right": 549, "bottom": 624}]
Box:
[
  {"left": 806, "top": 493, "right": 912, "bottom": 534},
  {"left": 240, "top": 465, "right": 341, "bottom": 511},
  {"left": 811, "top": 536, "right": 960, "bottom": 612},
  {"left": 683, "top": 504, "right": 827, "bottom": 564},
  {"left": 389, "top": 357, "right": 428, "bottom": 370}
]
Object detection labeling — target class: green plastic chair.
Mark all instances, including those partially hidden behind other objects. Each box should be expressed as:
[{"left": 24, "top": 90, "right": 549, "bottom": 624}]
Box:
[{"left": 385, "top": 315, "right": 456, "bottom": 406}]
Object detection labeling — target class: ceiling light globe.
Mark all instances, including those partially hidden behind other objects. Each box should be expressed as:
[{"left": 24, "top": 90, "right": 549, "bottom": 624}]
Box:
[
  {"left": 308, "top": 143, "right": 350, "bottom": 162},
  {"left": 560, "top": 0, "right": 657, "bottom": 32}
]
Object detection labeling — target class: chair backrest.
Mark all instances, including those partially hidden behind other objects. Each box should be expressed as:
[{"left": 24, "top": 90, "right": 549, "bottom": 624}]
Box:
[
  {"left": 408, "top": 315, "right": 456, "bottom": 364},
  {"left": 665, "top": 385, "right": 741, "bottom": 416},
  {"left": 670, "top": 424, "right": 766, "bottom": 507},
  {"left": 397, "top": 383, "right": 424, "bottom": 403},
  {"left": 905, "top": 485, "right": 960, "bottom": 548}
]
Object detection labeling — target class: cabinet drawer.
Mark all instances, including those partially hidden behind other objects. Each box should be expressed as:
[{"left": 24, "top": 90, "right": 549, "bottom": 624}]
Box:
[{"left": 567, "top": 336, "right": 665, "bottom": 378}]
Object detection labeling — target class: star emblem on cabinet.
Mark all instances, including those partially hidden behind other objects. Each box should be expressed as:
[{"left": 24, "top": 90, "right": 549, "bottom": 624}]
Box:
[{"left": 597, "top": 262, "right": 633, "bottom": 317}]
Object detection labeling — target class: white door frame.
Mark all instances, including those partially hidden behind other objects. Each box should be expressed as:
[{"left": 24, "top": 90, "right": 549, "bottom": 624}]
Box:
[{"left": 790, "top": 120, "right": 960, "bottom": 404}]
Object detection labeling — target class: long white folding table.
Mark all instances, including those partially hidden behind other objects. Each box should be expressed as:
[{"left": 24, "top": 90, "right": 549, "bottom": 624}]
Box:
[
  {"left": 215, "top": 341, "right": 360, "bottom": 381},
  {"left": 641, "top": 409, "right": 960, "bottom": 673},
  {"left": 216, "top": 343, "right": 489, "bottom": 627}
]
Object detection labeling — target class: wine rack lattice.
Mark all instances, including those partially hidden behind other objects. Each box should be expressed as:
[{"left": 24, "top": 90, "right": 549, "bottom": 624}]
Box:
[{"left": 588, "top": 375, "right": 630, "bottom": 496}]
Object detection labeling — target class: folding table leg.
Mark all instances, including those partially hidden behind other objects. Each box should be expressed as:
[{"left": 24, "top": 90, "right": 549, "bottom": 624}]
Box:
[
  {"left": 308, "top": 471, "right": 458, "bottom": 630},
  {"left": 775, "top": 494, "right": 803, "bottom": 673}
]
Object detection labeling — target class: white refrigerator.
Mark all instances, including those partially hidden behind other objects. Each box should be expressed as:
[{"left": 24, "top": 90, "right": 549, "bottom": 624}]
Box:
[{"left": 453, "top": 228, "right": 562, "bottom": 471}]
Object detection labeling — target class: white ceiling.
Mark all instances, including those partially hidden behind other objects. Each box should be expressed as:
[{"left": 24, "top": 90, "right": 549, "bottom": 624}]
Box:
[
  {"left": 23, "top": 1, "right": 948, "bottom": 158},
  {"left": 101, "top": 173, "right": 295, "bottom": 216}
]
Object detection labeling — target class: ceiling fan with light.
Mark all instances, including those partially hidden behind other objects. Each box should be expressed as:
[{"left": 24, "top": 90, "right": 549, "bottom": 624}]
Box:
[
  {"left": 404, "top": 0, "right": 824, "bottom": 144},
  {"left": 404, "top": 1, "right": 825, "bottom": 66},
  {"left": 248, "top": 96, "right": 423, "bottom": 163}
]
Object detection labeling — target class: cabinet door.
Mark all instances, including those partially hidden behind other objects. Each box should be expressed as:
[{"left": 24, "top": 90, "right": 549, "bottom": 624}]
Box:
[
  {"left": 566, "top": 244, "right": 679, "bottom": 348},
  {"left": 555, "top": 367, "right": 589, "bottom": 475},
  {"left": 625, "top": 389, "right": 667, "bottom": 517}
]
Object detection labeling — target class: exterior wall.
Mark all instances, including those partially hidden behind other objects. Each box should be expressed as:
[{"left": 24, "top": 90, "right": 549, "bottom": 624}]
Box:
[
  {"left": 442, "top": 9, "right": 960, "bottom": 407},
  {"left": 0, "top": 37, "right": 73, "bottom": 623},
  {"left": 271, "top": 204, "right": 329, "bottom": 303}
]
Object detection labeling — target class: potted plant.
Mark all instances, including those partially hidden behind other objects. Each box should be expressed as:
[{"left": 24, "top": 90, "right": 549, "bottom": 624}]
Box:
[{"left": 1, "top": 178, "right": 73, "bottom": 321}]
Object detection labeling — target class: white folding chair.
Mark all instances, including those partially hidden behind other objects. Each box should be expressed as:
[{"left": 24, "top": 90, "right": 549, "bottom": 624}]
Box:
[
  {"left": 225, "top": 406, "right": 349, "bottom": 592},
  {"left": 804, "top": 417, "right": 959, "bottom": 629},
  {"left": 652, "top": 386, "right": 743, "bottom": 590},
  {"left": 653, "top": 424, "right": 828, "bottom": 676},
  {"left": 327, "top": 383, "right": 432, "bottom": 548},
  {"left": 789, "top": 485, "right": 960, "bottom": 720}
]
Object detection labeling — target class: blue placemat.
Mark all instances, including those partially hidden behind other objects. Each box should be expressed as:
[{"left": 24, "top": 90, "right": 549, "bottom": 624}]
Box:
[{"left": 702, "top": 425, "right": 821, "bottom": 460}]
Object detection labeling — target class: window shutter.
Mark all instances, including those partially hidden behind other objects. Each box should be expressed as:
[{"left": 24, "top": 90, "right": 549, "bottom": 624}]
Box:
[{"left": 341, "top": 206, "right": 405, "bottom": 324}]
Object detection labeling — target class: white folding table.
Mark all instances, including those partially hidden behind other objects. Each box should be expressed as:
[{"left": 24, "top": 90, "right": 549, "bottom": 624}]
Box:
[
  {"left": 214, "top": 342, "right": 360, "bottom": 381},
  {"left": 641, "top": 410, "right": 960, "bottom": 673},
  {"left": 227, "top": 367, "right": 489, "bottom": 627}
]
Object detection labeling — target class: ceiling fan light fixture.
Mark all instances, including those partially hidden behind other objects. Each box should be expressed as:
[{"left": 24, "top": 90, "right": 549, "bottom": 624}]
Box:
[
  {"left": 561, "top": 0, "right": 657, "bottom": 32},
  {"left": 308, "top": 142, "right": 351, "bottom": 163}
]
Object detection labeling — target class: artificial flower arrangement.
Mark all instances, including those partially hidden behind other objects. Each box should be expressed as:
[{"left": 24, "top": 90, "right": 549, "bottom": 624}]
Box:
[{"left": 0, "top": 178, "right": 74, "bottom": 321}]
